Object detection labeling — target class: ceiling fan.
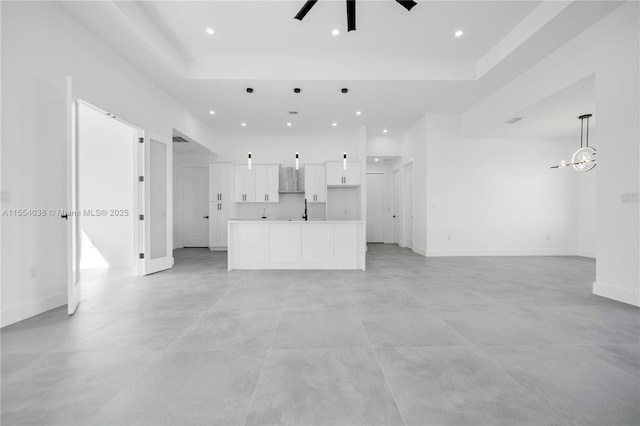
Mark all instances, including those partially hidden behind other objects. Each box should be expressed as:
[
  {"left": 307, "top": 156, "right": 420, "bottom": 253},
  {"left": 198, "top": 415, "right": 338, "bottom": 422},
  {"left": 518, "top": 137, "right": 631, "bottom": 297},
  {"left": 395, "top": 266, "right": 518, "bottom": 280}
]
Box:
[{"left": 294, "top": 0, "right": 418, "bottom": 32}]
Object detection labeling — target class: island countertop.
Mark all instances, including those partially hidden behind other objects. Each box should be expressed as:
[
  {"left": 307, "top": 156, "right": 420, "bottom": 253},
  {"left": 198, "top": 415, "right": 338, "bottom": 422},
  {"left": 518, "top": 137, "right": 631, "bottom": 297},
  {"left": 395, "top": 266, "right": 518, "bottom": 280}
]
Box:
[
  {"left": 228, "top": 219, "right": 364, "bottom": 224},
  {"left": 227, "top": 220, "right": 365, "bottom": 270}
]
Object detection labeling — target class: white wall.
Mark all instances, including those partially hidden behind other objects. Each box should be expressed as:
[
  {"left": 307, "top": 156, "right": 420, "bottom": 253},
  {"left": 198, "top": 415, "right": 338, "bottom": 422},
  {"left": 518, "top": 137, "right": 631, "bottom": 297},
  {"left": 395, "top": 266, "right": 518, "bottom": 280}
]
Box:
[
  {"left": 1, "top": 1, "right": 217, "bottom": 326},
  {"left": 461, "top": 2, "right": 639, "bottom": 305},
  {"left": 212, "top": 134, "right": 360, "bottom": 166},
  {"left": 399, "top": 116, "right": 428, "bottom": 255},
  {"left": 78, "top": 104, "right": 137, "bottom": 268},
  {"left": 425, "top": 114, "right": 585, "bottom": 256}
]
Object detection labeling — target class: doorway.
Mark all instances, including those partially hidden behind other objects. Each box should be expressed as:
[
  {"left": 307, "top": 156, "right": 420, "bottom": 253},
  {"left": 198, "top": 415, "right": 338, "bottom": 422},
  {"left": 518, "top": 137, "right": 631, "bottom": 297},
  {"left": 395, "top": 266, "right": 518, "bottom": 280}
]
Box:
[
  {"left": 180, "top": 166, "right": 209, "bottom": 247},
  {"left": 393, "top": 168, "right": 401, "bottom": 245},
  {"left": 77, "top": 102, "right": 138, "bottom": 284},
  {"left": 67, "top": 90, "right": 174, "bottom": 314},
  {"left": 366, "top": 173, "right": 385, "bottom": 243}
]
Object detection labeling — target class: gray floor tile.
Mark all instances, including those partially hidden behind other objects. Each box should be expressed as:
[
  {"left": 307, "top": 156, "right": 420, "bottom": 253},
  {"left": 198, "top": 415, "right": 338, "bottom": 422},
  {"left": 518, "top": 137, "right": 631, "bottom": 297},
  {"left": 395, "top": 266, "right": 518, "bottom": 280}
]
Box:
[
  {"left": 92, "top": 350, "right": 265, "bottom": 426},
  {"left": 245, "top": 348, "right": 404, "bottom": 426},
  {"left": 2, "top": 246, "right": 638, "bottom": 426},
  {"left": 170, "top": 310, "right": 281, "bottom": 351},
  {"left": 375, "top": 346, "right": 564, "bottom": 426},
  {"left": 271, "top": 312, "right": 371, "bottom": 349},
  {"left": 1, "top": 351, "right": 154, "bottom": 426},
  {"left": 73, "top": 310, "right": 202, "bottom": 351},
  {"left": 361, "top": 312, "right": 471, "bottom": 348},
  {"left": 485, "top": 344, "right": 640, "bottom": 426},
  {"left": 594, "top": 343, "right": 640, "bottom": 377}
]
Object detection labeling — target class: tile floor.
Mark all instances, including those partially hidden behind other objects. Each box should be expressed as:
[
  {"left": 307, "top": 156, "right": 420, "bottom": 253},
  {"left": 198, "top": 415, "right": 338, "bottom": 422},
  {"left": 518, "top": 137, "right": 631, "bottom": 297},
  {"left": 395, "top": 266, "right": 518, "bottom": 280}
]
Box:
[{"left": 2, "top": 244, "right": 639, "bottom": 426}]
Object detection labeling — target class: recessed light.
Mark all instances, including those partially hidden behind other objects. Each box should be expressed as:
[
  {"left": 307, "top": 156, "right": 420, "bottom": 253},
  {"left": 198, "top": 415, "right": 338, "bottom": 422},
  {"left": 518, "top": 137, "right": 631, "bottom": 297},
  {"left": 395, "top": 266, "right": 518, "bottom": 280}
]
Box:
[
  {"left": 286, "top": 122, "right": 292, "bottom": 127},
  {"left": 454, "top": 30, "right": 464, "bottom": 38},
  {"left": 241, "top": 122, "right": 247, "bottom": 127},
  {"left": 332, "top": 29, "right": 340, "bottom": 36},
  {"left": 209, "top": 110, "right": 215, "bottom": 115},
  {"left": 332, "top": 122, "right": 338, "bottom": 127},
  {"left": 355, "top": 111, "right": 362, "bottom": 116},
  {"left": 383, "top": 129, "right": 388, "bottom": 133},
  {"left": 206, "top": 28, "right": 215, "bottom": 35},
  {"left": 374, "top": 158, "right": 379, "bottom": 162}
]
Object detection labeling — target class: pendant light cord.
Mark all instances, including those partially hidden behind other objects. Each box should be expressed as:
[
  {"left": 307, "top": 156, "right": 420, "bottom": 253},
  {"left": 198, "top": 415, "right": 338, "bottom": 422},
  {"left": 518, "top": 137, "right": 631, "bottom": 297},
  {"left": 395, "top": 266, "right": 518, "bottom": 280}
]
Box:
[
  {"left": 580, "top": 118, "right": 584, "bottom": 148},
  {"left": 586, "top": 116, "right": 590, "bottom": 148}
]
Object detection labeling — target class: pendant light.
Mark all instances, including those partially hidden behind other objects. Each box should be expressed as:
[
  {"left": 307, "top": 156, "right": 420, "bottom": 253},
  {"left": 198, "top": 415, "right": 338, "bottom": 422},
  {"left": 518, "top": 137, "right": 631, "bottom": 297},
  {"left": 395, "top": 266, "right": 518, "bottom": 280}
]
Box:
[
  {"left": 551, "top": 114, "right": 596, "bottom": 172},
  {"left": 343, "top": 152, "right": 347, "bottom": 170},
  {"left": 247, "top": 152, "right": 252, "bottom": 170},
  {"left": 295, "top": 152, "right": 299, "bottom": 170}
]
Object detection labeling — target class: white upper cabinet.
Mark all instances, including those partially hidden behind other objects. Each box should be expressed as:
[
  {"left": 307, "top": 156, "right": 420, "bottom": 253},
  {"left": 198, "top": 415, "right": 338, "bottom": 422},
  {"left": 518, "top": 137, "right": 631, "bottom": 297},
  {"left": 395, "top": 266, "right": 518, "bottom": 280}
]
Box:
[
  {"left": 234, "top": 164, "right": 279, "bottom": 203},
  {"left": 234, "top": 165, "right": 256, "bottom": 202},
  {"left": 254, "top": 165, "right": 280, "bottom": 203},
  {"left": 209, "top": 163, "right": 233, "bottom": 202},
  {"left": 325, "top": 161, "right": 361, "bottom": 186},
  {"left": 305, "top": 164, "right": 326, "bottom": 203}
]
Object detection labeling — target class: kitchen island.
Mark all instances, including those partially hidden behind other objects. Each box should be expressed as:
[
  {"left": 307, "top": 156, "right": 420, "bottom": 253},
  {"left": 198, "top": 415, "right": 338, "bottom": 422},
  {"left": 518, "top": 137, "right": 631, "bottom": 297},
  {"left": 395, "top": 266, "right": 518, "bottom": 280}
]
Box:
[{"left": 227, "top": 220, "right": 365, "bottom": 270}]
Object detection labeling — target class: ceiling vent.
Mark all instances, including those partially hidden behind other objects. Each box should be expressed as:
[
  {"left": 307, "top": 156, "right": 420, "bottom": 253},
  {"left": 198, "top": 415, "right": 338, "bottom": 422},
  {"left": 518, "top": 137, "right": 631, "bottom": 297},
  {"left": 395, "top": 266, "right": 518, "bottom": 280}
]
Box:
[
  {"left": 289, "top": 111, "right": 299, "bottom": 115},
  {"left": 506, "top": 117, "right": 524, "bottom": 124},
  {"left": 172, "top": 136, "right": 190, "bottom": 143}
]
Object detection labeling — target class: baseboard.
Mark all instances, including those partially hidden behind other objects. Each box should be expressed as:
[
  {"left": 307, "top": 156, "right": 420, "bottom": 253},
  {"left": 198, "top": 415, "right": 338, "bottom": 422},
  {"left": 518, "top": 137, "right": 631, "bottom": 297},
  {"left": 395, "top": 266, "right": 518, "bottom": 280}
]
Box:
[
  {"left": 593, "top": 281, "right": 640, "bottom": 307},
  {"left": 576, "top": 250, "right": 596, "bottom": 259},
  {"left": 1, "top": 292, "right": 67, "bottom": 328},
  {"left": 413, "top": 246, "right": 427, "bottom": 256},
  {"left": 425, "top": 249, "right": 579, "bottom": 257}
]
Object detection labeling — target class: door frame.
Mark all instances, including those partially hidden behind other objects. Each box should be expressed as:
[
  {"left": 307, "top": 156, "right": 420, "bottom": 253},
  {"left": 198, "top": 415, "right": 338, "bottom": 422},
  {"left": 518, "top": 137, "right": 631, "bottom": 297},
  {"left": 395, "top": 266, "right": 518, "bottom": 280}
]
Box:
[
  {"left": 392, "top": 167, "right": 401, "bottom": 246},
  {"left": 403, "top": 160, "right": 414, "bottom": 249}
]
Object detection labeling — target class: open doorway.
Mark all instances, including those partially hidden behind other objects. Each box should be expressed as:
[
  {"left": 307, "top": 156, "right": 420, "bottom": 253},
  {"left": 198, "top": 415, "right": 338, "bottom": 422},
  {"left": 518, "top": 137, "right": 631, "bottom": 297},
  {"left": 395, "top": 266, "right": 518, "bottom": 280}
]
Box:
[{"left": 77, "top": 102, "right": 139, "bottom": 288}]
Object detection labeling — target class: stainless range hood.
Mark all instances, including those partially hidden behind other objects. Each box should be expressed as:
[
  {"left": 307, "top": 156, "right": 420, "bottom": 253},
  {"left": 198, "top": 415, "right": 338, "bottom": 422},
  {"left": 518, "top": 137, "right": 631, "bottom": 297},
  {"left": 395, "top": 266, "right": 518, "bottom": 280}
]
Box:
[{"left": 279, "top": 166, "right": 304, "bottom": 194}]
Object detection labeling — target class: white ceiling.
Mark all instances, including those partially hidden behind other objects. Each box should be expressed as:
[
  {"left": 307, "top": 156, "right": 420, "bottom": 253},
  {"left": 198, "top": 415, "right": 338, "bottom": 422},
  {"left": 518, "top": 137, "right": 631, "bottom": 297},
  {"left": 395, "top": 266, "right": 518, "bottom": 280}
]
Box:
[{"left": 62, "top": 1, "right": 619, "bottom": 139}]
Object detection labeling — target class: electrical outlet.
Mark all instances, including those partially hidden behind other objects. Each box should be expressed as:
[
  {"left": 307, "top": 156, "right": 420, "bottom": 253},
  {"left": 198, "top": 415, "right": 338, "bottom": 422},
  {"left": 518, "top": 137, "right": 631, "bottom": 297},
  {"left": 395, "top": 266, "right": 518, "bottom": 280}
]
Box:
[
  {"left": 447, "top": 235, "right": 452, "bottom": 241},
  {"left": 546, "top": 235, "right": 550, "bottom": 241},
  {"left": 621, "top": 192, "right": 639, "bottom": 204},
  {"left": 29, "top": 266, "right": 38, "bottom": 278}
]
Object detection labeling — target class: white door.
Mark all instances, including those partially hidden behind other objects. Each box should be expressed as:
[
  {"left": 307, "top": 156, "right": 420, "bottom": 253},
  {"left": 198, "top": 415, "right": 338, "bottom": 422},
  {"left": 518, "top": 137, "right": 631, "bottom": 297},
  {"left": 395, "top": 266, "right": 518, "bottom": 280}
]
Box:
[
  {"left": 66, "top": 77, "right": 80, "bottom": 314},
  {"left": 366, "top": 173, "right": 385, "bottom": 243},
  {"left": 181, "top": 166, "right": 209, "bottom": 247},
  {"left": 404, "top": 162, "right": 414, "bottom": 249},
  {"left": 140, "top": 135, "right": 173, "bottom": 274},
  {"left": 393, "top": 169, "right": 401, "bottom": 245}
]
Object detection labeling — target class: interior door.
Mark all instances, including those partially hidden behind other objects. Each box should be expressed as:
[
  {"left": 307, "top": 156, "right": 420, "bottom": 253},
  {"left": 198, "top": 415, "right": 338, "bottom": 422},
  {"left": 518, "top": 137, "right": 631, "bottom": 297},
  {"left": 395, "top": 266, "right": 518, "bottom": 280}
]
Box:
[
  {"left": 393, "top": 169, "right": 401, "bottom": 245},
  {"left": 140, "top": 134, "right": 173, "bottom": 274},
  {"left": 366, "top": 173, "right": 385, "bottom": 242},
  {"left": 181, "top": 166, "right": 209, "bottom": 247},
  {"left": 66, "top": 77, "right": 80, "bottom": 314}
]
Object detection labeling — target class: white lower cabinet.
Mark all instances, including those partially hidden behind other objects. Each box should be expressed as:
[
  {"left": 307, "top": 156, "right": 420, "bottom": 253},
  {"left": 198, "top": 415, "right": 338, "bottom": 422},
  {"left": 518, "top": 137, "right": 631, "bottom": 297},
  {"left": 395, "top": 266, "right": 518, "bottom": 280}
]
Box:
[{"left": 209, "top": 201, "right": 230, "bottom": 249}]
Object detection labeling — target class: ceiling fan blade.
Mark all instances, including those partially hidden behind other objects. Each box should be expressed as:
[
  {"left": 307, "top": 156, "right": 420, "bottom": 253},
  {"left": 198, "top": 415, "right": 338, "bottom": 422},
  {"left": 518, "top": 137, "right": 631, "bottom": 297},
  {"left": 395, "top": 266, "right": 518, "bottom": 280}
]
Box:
[
  {"left": 294, "top": 0, "right": 319, "bottom": 21},
  {"left": 395, "top": 0, "right": 417, "bottom": 11},
  {"left": 346, "top": 0, "right": 356, "bottom": 31}
]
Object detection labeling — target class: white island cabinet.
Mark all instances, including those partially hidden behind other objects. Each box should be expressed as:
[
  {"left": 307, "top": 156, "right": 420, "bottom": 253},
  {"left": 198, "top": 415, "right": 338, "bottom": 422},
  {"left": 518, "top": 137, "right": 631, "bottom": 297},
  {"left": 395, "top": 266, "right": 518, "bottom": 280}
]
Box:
[{"left": 228, "top": 220, "right": 365, "bottom": 270}]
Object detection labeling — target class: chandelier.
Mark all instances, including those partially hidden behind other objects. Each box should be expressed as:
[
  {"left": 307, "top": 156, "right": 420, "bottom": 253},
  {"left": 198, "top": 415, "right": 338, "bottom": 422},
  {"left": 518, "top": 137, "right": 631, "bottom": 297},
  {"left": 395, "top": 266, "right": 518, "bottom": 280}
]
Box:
[{"left": 551, "top": 114, "right": 596, "bottom": 172}]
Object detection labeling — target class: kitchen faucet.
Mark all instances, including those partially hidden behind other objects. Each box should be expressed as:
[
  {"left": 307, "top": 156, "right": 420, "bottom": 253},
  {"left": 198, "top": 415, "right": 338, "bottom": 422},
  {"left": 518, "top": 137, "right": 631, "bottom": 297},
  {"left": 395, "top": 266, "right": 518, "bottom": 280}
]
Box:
[{"left": 302, "top": 198, "right": 308, "bottom": 221}]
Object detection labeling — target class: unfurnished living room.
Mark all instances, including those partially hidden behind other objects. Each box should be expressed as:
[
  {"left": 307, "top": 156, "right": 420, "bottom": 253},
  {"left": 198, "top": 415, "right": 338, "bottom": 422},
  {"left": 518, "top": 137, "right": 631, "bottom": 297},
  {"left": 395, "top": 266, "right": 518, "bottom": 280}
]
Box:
[{"left": 1, "top": 1, "right": 639, "bottom": 426}]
